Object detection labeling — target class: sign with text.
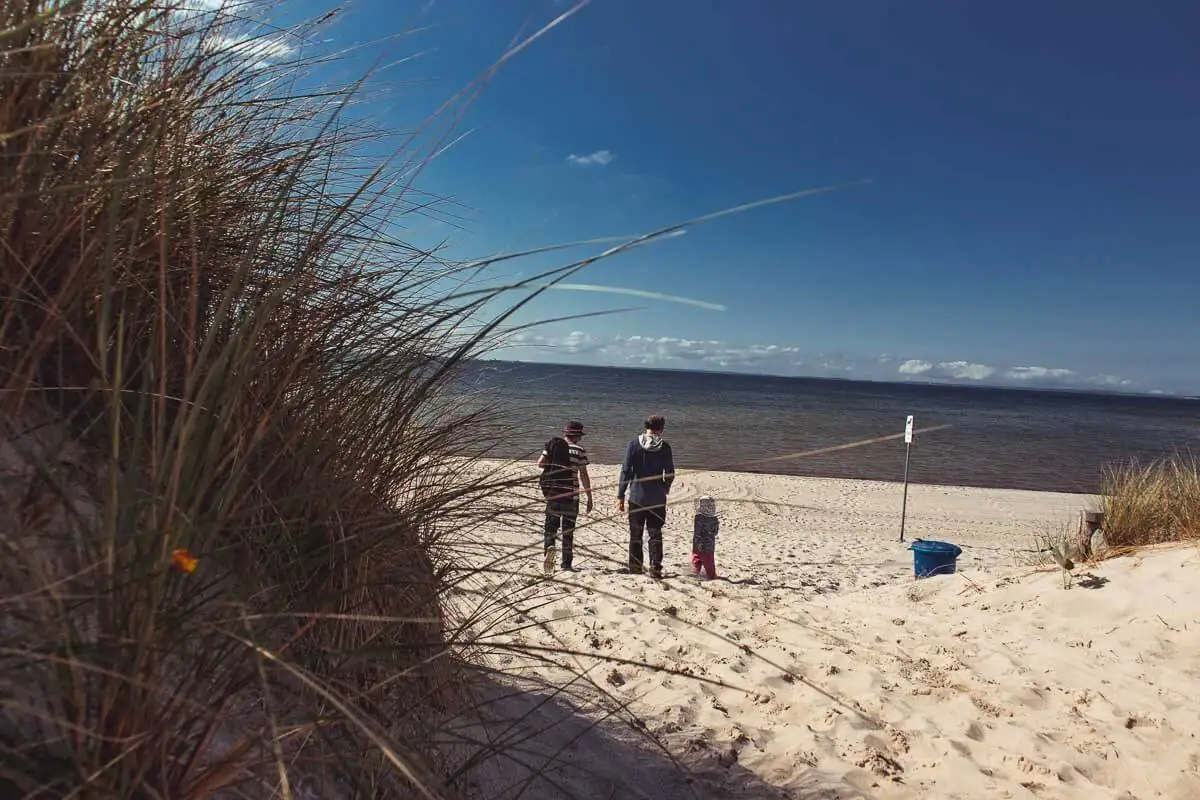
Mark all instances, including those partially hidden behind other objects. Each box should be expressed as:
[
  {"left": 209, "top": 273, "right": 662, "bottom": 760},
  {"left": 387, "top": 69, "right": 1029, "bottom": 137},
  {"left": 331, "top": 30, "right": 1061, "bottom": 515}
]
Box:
[{"left": 904, "top": 415, "right": 914, "bottom": 444}]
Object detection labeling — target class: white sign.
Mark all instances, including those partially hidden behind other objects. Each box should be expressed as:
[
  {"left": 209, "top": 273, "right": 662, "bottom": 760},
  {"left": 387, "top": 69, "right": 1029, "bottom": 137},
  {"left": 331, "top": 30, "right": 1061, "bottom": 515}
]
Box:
[{"left": 904, "top": 415, "right": 914, "bottom": 444}]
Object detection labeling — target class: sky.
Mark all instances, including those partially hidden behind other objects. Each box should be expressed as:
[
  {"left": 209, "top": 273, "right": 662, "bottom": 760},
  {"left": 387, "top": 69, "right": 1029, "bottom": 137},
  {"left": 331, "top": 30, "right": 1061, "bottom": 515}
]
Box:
[{"left": 219, "top": 0, "right": 1199, "bottom": 395}]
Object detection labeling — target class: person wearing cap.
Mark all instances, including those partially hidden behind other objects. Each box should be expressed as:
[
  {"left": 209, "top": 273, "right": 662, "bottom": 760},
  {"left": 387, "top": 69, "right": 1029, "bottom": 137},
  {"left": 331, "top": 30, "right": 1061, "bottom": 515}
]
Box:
[
  {"left": 616, "top": 414, "right": 676, "bottom": 578},
  {"left": 536, "top": 421, "right": 593, "bottom": 572}
]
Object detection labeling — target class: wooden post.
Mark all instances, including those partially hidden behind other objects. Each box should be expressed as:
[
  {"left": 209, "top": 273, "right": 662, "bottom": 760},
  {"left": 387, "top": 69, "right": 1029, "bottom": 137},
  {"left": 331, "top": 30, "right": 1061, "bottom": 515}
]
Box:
[{"left": 1077, "top": 510, "right": 1105, "bottom": 559}]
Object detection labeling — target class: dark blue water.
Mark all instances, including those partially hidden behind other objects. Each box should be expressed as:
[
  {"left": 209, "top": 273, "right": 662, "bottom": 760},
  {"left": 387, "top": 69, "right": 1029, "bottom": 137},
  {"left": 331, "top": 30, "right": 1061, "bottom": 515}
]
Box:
[{"left": 460, "top": 361, "right": 1197, "bottom": 493}]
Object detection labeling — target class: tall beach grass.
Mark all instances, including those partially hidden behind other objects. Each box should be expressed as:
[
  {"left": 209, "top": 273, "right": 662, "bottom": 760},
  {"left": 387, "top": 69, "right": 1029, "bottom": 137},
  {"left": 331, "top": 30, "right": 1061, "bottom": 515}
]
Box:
[
  {"left": 0, "top": 1, "right": 568, "bottom": 795},
  {"left": 1099, "top": 453, "right": 1200, "bottom": 550}
]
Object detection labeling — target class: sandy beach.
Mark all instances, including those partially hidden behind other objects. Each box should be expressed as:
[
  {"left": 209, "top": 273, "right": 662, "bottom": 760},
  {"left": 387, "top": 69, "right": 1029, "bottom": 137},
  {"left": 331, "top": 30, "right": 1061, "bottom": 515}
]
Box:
[{"left": 447, "top": 463, "right": 1200, "bottom": 799}]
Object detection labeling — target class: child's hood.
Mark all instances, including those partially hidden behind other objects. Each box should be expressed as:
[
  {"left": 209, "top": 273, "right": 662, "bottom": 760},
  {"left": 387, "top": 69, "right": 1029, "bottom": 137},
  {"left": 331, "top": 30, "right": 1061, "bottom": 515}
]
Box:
[{"left": 694, "top": 495, "right": 717, "bottom": 517}]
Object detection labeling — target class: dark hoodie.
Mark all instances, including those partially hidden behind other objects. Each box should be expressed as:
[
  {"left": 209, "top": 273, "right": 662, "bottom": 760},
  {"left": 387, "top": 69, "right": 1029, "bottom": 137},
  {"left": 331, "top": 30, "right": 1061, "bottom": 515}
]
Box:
[{"left": 618, "top": 432, "right": 676, "bottom": 508}]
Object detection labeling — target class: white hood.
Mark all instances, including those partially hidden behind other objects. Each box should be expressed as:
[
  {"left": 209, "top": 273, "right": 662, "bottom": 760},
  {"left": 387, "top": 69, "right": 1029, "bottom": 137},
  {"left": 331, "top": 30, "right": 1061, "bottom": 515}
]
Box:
[{"left": 639, "top": 432, "right": 664, "bottom": 451}]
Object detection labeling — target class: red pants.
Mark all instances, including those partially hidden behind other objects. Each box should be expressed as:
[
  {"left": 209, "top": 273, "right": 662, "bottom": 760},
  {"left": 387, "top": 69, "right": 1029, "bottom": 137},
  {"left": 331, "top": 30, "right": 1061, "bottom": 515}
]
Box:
[{"left": 690, "top": 551, "right": 717, "bottom": 579}]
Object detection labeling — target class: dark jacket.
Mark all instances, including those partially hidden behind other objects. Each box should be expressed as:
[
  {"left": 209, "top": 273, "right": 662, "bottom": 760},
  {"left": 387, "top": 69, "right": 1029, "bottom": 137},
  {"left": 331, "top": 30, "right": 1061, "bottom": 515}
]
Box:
[
  {"left": 692, "top": 515, "right": 719, "bottom": 554},
  {"left": 618, "top": 434, "right": 676, "bottom": 508}
]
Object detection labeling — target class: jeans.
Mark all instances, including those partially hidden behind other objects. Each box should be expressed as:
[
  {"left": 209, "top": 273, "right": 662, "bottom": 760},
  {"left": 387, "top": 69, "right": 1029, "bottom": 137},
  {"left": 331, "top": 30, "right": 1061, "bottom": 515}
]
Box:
[
  {"left": 544, "top": 499, "right": 579, "bottom": 568},
  {"left": 628, "top": 502, "right": 666, "bottom": 572}
]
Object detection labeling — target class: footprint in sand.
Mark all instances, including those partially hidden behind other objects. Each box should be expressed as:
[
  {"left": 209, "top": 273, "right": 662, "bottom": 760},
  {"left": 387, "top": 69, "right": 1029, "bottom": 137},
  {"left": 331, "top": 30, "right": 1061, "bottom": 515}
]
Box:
[
  {"left": 970, "top": 695, "right": 1009, "bottom": 718},
  {"left": 855, "top": 747, "right": 904, "bottom": 778}
]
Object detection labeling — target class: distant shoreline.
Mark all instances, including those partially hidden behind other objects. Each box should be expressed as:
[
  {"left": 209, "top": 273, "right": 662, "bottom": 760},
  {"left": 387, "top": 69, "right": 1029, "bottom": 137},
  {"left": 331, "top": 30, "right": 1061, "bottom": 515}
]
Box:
[
  {"left": 474, "top": 358, "right": 1193, "bottom": 401},
  {"left": 480, "top": 457, "right": 1100, "bottom": 499}
]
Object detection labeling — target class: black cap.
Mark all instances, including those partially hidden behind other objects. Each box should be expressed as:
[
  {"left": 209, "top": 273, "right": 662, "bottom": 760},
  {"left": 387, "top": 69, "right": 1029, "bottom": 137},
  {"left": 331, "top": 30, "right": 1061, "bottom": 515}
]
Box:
[{"left": 564, "top": 421, "right": 585, "bottom": 437}]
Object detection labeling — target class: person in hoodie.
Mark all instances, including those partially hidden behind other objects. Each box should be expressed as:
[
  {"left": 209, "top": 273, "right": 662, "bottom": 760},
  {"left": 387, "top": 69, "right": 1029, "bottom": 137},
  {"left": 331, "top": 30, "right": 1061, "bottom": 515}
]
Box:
[
  {"left": 691, "top": 495, "right": 720, "bottom": 580},
  {"left": 616, "top": 414, "right": 676, "bottom": 578}
]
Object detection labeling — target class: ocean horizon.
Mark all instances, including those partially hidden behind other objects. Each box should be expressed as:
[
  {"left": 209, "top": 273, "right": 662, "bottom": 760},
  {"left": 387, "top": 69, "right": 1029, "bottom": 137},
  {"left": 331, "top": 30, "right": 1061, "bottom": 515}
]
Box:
[
  {"left": 478, "top": 358, "right": 1196, "bottom": 400},
  {"left": 463, "top": 360, "right": 1198, "bottom": 494}
]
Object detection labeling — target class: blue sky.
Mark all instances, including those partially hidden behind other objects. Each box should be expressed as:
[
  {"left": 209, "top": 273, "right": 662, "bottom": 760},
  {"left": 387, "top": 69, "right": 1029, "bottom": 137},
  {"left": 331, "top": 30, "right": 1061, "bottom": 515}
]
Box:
[{"left": 232, "top": 0, "right": 1199, "bottom": 394}]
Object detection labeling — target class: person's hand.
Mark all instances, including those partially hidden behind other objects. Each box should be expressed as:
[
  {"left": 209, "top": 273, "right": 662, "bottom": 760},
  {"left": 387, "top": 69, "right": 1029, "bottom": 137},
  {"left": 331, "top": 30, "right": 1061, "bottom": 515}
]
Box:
[
  {"left": 617, "top": 499, "right": 625, "bottom": 513},
  {"left": 586, "top": 496, "right": 594, "bottom": 514}
]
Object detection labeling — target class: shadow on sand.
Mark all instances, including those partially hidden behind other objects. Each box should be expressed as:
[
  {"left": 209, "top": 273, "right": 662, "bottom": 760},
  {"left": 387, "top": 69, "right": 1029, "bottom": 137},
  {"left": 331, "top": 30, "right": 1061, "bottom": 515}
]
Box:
[
  {"left": 1076, "top": 572, "right": 1111, "bottom": 590},
  {"left": 439, "top": 674, "right": 878, "bottom": 800}
]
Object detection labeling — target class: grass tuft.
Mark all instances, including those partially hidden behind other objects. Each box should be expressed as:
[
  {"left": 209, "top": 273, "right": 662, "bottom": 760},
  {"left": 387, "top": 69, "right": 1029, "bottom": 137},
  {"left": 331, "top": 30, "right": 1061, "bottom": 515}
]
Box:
[{"left": 1100, "top": 453, "right": 1200, "bottom": 550}]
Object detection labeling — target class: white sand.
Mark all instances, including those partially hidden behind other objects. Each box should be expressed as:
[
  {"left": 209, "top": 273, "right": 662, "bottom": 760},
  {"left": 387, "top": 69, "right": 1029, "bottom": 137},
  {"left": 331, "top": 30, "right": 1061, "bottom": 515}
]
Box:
[{"left": 449, "top": 464, "right": 1200, "bottom": 799}]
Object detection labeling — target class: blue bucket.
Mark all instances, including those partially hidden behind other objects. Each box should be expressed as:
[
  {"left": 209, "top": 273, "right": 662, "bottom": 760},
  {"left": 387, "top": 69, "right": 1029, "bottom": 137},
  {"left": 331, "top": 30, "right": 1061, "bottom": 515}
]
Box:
[{"left": 910, "top": 539, "right": 963, "bottom": 579}]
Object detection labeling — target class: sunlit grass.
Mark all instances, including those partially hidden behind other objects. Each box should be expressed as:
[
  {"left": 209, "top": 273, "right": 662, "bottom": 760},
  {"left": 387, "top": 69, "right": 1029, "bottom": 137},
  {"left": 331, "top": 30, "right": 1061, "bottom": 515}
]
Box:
[{"left": 1101, "top": 453, "right": 1200, "bottom": 550}]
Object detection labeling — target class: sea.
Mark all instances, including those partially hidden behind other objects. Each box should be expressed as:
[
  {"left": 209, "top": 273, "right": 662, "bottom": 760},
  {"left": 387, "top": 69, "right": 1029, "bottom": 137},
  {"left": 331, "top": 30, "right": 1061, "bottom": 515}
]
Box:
[{"left": 461, "top": 361, "right": 1197, "bottom": 494}]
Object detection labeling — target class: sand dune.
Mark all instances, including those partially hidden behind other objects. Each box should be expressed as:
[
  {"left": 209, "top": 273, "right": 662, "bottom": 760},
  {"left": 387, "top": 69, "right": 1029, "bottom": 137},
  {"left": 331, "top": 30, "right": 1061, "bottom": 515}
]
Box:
[{"left": 451, "top": 464, "right": 1200, "bottom": 799}]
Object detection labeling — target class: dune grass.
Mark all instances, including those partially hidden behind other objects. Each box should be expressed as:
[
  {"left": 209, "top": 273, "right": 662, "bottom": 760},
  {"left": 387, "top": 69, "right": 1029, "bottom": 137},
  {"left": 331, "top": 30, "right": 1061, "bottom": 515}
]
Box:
[
  {"left": 1099, "top": 453, "right": 1200, "bottom": 550},
  {"left": 0, "top": 1, "right": 557, "bottom": 795},
  {"left": 1028, "top": 453, "right": 1200, "bottom": 576},
  {"left": 0, "top": 2, "right": 877, "bottom": 797}
]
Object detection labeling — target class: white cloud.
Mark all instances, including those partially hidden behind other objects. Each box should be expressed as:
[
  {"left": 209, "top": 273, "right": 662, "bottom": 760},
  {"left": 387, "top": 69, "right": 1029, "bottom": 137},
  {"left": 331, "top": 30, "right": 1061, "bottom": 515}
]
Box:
[
  {"left": 166, "top": 2, "right": 293, "bottom": 68},
  {"left": 206, "top": 34, "right": 295, "bottom": 68},
  {"left": 897, "top": 360, "right": 995, "bottom": 382},
  {"left": 501, "top": 332, "right": 858, "bottom": 377},
  {"left": 1004, "top": 366, "right": 1076, "bottom": 381},
  {"left": 496, "top": 331, "right": 1157, "bottom": 391},
  {"left": 1084, "top": 374, "right": 1134, "bottom": 388},
  {"left": 898, "top": 359, "right": 933, "bottom": 375},
  {"left": 566, "top": 150, "right": 616, "bottom": 166},
  {"left": 1001, "top": 367, "right": 1134, "bottom": 389},
  {"left": 936, "top": 361, "right": 995, "bottom": 381},
  {"left": 504, "top": 330, "right": 604, "bottom": 355},
  {"left": 560, "top": 330, "right": 603, "bottom": 354},
  {"left": 173, "top": 0, "right": 243, "bottom": 20}
]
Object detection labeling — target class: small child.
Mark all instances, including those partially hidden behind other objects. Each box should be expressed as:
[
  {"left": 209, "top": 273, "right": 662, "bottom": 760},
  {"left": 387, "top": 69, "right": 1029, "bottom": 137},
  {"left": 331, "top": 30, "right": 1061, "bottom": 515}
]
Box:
[{"left": 691, "top": 495, "right": 719, "bottom": 580}]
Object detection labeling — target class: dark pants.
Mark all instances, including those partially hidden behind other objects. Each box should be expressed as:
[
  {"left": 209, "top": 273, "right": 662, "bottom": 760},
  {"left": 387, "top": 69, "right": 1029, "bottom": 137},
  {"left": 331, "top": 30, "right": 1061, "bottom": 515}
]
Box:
[
  {"left": 691, "top": 528, "right": 717, "bottom": 578},
  {"left": 628, "top": 503, "right": 666, "bottom": 572},
  {"left": 544, "top": 499, "right": 579, "bottom": 568}
]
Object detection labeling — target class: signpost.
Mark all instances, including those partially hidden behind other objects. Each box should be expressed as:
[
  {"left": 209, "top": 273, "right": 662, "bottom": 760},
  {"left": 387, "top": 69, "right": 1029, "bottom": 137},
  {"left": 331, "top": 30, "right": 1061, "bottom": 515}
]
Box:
[{"left": 899, "top": 415, "right": 914, "bottom": 542}]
